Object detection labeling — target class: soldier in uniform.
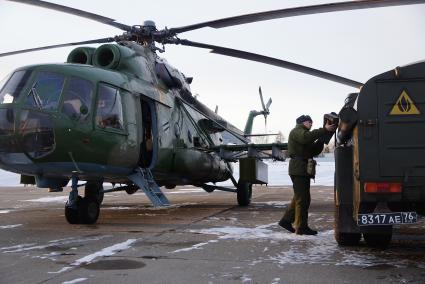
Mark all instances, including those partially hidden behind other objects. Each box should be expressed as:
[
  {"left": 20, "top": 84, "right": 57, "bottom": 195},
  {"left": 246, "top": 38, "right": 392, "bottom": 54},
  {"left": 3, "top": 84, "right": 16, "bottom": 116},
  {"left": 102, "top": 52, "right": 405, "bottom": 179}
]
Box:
[{"left": 279, "top": 115, "right": 336, "bottom": 235}]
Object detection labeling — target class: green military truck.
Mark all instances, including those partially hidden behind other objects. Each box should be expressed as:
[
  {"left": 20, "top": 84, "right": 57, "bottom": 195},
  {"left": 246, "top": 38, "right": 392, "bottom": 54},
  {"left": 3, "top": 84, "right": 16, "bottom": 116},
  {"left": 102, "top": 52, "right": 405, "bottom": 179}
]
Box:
[{"left": 334, "top": 61, "right": 425, "bottom": 247}]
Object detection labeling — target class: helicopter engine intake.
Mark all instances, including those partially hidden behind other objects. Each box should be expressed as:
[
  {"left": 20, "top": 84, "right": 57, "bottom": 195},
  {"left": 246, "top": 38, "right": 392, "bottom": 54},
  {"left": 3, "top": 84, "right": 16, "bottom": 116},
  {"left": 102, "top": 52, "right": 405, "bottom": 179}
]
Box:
[
  {"left": 93, "top": 44, "right": 123, "bottom": 69},
  {"left": 67, "top": 47, "right": 95, "bottom": 65},
  {"left": 91, "top": 44, "right": 154, "bottom": 83}
]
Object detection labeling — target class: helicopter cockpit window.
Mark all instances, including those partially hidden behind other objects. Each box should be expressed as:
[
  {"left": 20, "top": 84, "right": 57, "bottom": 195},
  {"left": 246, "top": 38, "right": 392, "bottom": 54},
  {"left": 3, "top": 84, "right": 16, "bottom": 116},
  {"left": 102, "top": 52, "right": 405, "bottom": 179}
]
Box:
[
  {"left": 25, "top": 72, "right": 65, "bottom": 110},
  {"left": 62, "top": 77, "right": 93, "bottom": 121},
  {"left": 19, "top": 110, "right": 55, "bottom": 159},
  {"left": 96, "top": 84, "right": 124, "bottom": 130},
  {"left": 0, "top": 70, "right": 33, "bottom": 104}
]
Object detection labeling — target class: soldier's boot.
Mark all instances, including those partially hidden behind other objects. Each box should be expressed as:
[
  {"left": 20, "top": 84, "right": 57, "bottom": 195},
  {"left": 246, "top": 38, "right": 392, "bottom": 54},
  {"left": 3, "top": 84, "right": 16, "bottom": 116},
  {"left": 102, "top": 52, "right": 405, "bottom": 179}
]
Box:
[
  {"left": 296, "top": 226, "right": 318, "bottom": 235},
  {"left": 278, "top": 219, "right": 295, "bottom": 233}
]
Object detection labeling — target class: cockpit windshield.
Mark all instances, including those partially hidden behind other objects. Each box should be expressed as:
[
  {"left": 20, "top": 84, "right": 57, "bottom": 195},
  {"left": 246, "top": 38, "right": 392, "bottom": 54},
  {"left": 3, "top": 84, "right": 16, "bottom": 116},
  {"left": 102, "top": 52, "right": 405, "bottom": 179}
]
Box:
[
  {"left": 62, "top": 77, "right": 93, "bottom": 121},
  {"left": 0, "top": 70, "right": 33, "bottom": 104},
  {"left": 25, "top": 72, "right": 65, "bottom": 110}
]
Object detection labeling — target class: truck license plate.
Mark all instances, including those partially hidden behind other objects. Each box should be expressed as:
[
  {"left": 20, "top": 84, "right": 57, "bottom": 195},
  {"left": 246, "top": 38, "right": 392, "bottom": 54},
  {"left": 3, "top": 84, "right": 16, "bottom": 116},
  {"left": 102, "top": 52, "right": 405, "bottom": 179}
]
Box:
[{"left": 357, "top": 212, "right": 417, "bottom": 226}]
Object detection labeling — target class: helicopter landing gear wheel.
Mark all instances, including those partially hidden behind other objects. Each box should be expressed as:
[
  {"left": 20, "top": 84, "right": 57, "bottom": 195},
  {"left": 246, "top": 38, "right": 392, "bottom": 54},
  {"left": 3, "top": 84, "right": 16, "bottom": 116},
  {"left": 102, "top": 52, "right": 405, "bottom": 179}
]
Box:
[
  {"left": 78, "top": 197, "right": 100, "bottom": 224},
  {"left": 237, "top": 181, "right": 252, "bottom": 206},
  {"left": 125, "top": 185, "right": 138, "bottom": 195},
  {"left": 85, "top": 181, "right": 104, "bottom": 204},
  {"left": 65, "top": 196, "right": 82, "bottom": 224},
  {"left": 65, "top": 174, "right": 100, "bottom": 224}
]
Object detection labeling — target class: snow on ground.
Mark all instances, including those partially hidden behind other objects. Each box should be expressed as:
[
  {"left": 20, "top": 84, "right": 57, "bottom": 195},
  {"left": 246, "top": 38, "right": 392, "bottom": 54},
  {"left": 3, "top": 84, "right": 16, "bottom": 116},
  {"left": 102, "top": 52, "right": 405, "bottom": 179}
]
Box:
[
  {"left": 22, "top": 196, "right": 69, "bottom": 203},
  {"left": 62, "top": 278, "right": 88, "bottom": 284},
  {"left": 167, "top": 188, "right": 205, "bottom": 194},
  {"left": 0, "top": 235, "right": 112, "bottom": 253},
  {"left": 70, "top": 239, "right": 137, "bottom": 266},
  {"left": 49, "top": 239, "right": 138, "bottom": 274},
  {"left": 104, "top": 206, "right": 132, "bottom": 210},
  {"left": 252, "top": 201, "right": 290, "bottom": 208},
  {"left": 0, "top": 224, "right": 22, "bottom": 229},
  {"left": 174, "top": 223, "right": 425, "bottom": 268},
  {"left": 0, "top": 154, "right": 335, "bottom": 187}
]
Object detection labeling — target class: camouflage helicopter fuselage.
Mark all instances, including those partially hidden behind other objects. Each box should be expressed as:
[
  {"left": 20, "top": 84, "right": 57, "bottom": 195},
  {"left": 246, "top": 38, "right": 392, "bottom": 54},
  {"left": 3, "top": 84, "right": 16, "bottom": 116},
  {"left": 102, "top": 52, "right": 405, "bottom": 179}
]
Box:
[{"left": 0, "top": 41, "right": 232, "bottom": 189}]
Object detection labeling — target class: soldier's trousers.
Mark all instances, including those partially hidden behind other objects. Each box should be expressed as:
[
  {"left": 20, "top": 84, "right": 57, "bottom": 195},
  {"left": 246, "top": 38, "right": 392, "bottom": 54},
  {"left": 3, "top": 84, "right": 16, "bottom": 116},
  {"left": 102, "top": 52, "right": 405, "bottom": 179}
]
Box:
[{"left": 281, "top": 175, "right": 311, "bottom": 229}]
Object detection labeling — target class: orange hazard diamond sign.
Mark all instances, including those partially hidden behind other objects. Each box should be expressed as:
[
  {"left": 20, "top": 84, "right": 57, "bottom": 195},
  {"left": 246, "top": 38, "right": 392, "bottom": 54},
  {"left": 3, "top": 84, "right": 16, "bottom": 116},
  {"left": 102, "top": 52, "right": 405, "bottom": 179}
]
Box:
[{"left": 389, "top": 90, "right": 420, "bottom": 115}]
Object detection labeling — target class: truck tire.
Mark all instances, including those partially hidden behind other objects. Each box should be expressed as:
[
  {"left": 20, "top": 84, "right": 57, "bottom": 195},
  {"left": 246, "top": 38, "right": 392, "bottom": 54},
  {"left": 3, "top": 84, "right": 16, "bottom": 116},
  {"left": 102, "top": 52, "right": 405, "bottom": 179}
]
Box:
[
  {"left": 416, "top": 204, "right": 425, "bottom": 216},
  {"left": 363, "top": 229, "right": 392, "bottom": 248},
  {"left": 335, "top": 205, "right": 361, "bottom": 246}
]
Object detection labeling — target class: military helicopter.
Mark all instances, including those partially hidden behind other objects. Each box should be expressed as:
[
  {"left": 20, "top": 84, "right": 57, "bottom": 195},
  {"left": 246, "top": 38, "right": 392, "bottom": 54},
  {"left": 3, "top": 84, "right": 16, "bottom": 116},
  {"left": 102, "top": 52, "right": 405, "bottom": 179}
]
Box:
[{"left": 0, "top": 0, "right": 423, "bottom": 225}]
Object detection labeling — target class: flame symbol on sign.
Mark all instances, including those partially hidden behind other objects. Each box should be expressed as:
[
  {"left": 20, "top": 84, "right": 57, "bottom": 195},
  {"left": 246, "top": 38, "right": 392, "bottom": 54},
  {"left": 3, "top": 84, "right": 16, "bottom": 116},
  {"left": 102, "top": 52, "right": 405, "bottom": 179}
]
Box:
[{"left": 397, "top": 94, "right": 411, "bottom": 113}]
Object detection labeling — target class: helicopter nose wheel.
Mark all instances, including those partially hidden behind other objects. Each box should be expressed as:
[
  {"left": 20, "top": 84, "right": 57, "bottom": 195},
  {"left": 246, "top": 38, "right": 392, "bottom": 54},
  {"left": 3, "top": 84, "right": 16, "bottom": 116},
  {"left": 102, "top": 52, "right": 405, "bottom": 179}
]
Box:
[
  {"left": 78, "top": 197, "right": 100, "bottom": 224},
  {"left": 64, "top": 174, "right": 101, "bottom": 224},
  {"left": 236, "top": 180, "right": 252, "bottom": 206},
  {"left": 65, "top": 196, "right": 82, "bottom": 224},
  {"left": 65, "top": 196, "right": 100, "bottom": 224}
]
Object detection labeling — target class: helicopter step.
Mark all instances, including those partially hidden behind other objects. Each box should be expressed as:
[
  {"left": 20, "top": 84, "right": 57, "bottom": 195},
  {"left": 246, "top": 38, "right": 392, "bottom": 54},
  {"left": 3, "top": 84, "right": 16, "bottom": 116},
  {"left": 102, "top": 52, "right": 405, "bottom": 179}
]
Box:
[{"left": 128, "top": 168, "right": 170, "bottom": 207}]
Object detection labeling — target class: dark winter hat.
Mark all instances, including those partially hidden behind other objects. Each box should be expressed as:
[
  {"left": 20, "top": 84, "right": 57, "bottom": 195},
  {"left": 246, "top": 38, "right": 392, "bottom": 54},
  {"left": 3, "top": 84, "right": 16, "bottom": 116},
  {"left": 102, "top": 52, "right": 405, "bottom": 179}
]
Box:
[{"left": 296, "top": 115, "right": 313, "bottom": 124}]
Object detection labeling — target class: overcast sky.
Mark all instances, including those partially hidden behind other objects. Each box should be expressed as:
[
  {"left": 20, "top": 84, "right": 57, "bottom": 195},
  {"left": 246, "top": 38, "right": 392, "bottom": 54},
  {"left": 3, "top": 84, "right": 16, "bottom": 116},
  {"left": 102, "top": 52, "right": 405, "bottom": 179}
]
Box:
[{"left": 1, "top": 0, "right": 424, "bottom": 140}]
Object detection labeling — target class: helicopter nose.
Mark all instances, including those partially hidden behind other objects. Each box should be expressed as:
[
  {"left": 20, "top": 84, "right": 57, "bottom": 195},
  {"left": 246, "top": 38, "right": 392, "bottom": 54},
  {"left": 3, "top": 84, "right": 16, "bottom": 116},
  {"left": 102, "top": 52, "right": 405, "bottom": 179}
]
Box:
[{"left": 0, "top": 108, "right": 55, "bottom": 168}]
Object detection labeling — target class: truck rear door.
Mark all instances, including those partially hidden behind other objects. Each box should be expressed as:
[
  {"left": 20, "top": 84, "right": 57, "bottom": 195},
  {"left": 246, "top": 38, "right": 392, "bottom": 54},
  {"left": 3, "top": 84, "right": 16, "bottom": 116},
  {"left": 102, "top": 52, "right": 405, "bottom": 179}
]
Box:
[{"left": 377, "top": 80, "right": 425, "bottom": 177}]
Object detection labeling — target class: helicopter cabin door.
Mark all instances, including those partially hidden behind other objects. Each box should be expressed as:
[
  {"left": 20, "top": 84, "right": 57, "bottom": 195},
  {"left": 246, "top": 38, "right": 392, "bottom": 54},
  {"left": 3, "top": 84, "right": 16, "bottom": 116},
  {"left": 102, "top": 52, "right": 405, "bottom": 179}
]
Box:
[{"left": 139, "top": 98, "right": 157, "bottom": 168}]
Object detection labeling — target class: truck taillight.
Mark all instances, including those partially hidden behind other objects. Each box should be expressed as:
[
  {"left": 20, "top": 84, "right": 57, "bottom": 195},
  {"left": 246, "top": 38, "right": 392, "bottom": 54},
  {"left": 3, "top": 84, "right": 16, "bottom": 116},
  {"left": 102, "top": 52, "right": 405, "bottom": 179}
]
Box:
[{"left": 364, "top": 182, "right": 402, "bottom": 193}]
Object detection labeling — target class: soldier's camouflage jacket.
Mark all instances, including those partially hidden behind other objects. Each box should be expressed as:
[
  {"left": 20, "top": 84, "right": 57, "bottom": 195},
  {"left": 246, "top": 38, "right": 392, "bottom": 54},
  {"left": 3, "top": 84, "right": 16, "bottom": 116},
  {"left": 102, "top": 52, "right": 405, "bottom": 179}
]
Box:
[{"left": 287, "top": 124, "right": 327, "bottom": 176}]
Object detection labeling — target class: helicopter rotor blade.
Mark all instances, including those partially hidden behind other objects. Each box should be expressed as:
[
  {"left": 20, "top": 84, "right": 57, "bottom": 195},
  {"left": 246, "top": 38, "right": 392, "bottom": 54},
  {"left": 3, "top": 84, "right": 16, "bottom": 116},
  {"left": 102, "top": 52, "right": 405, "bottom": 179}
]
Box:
[
  {"left": 7, "top": 0, "right": 425, "bottom": 45},
  {"left": 5, "top": 0, "right": 132, "bottom": 32},
  {"left": 259, "top": 87, "right": 266, "bottom": 112},
  {"left": 0, "top": 37, "right": 116, "bottom": 57},
  {"left": 169, "top": 0, "right": 425, "bottom": 34},
  {"left": 176, "top": 39, "right": 363, "bottom": 89}
]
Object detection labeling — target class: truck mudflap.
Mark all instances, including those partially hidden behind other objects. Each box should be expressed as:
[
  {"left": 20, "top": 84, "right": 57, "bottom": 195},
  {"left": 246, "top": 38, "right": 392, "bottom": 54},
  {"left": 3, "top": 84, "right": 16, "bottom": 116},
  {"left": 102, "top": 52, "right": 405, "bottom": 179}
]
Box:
[{"left": 357, "top": 211, "right": 417, "bottom": 226}]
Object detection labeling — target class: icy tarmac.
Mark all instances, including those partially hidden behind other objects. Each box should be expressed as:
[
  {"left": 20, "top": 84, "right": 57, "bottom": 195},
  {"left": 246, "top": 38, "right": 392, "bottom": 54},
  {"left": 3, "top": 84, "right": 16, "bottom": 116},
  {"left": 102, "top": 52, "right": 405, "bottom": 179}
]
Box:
[{"left": 0, "top": 184, "right": 424, "bottom": 283}]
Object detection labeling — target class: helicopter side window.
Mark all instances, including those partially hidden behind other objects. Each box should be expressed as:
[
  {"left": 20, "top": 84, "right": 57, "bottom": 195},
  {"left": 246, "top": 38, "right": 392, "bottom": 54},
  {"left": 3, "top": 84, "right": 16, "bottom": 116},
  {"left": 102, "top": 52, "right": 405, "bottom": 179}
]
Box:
[
  {"left": 62, "top": 77, "right": 93, "bottom": 121},
  {"left": 0, "top": 70, "right": 33, "bottom": 104},
  {"left": 96, "top": 84, "right": 124, "bottom": 130},
  {"left": 25, "top": 72, "right": 65, "bottom": 110}
]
